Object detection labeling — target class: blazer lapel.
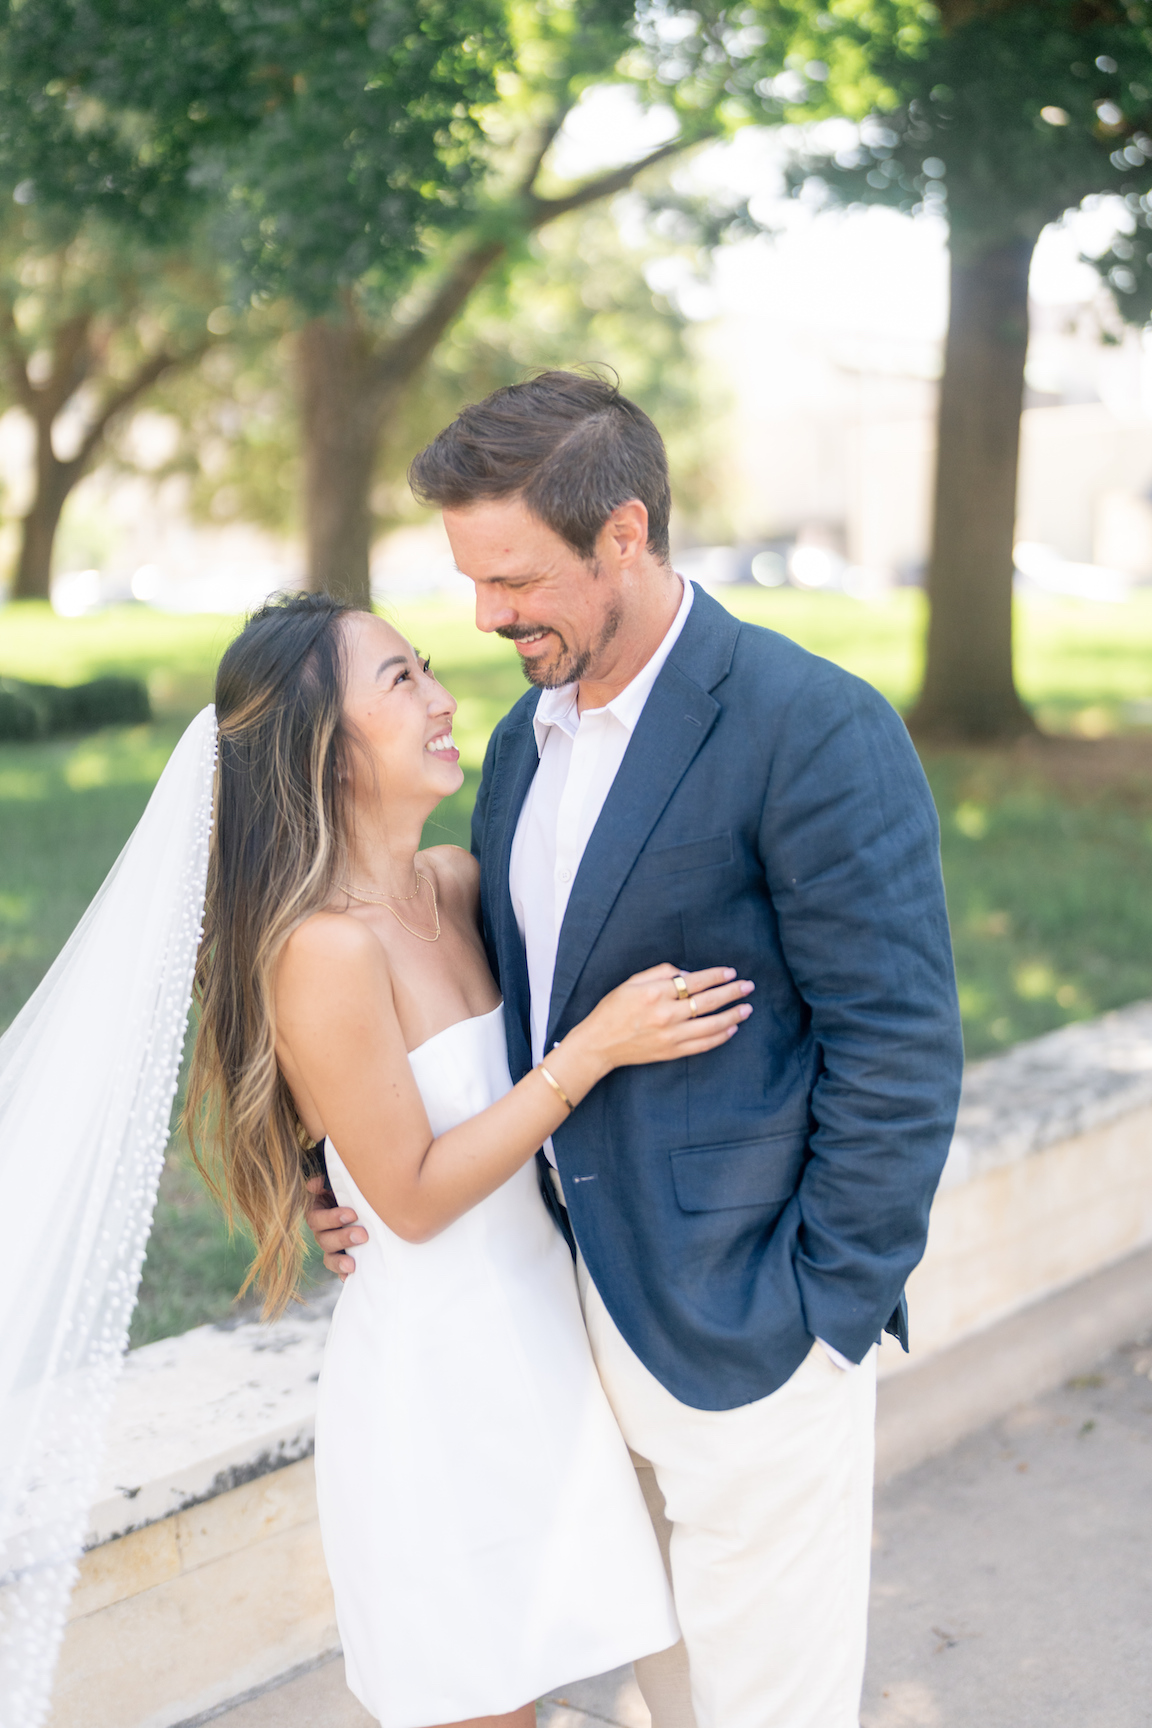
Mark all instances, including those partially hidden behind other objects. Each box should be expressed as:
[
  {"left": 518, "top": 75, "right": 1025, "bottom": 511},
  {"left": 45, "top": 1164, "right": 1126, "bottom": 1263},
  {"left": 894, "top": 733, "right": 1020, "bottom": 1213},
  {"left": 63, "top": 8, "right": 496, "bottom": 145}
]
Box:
[
  {"left": 480, "top": 702, "right": 540, "bottom": 1070},
  {"left": 546, "top": 662, "right": 720, "bottom": 1045},
  {"left": 544, "top": 586, "right": 740, "bottom": 1043}
]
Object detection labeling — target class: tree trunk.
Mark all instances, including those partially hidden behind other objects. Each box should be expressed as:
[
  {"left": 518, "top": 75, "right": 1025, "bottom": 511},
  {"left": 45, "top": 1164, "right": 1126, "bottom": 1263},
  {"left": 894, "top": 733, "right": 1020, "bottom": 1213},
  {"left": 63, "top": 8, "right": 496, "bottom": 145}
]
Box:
[
  {"left": 907, "top": 236, "right": 1039, "bottom": 743},
  {"left": 297, "top": 318, "right": 390, "bottom": 609},
  {"left": 10, "top": 436, "right": 74, "bottom": 602},
  {"left": 291, "top": 139, "right": 694, "bottom": 607}
]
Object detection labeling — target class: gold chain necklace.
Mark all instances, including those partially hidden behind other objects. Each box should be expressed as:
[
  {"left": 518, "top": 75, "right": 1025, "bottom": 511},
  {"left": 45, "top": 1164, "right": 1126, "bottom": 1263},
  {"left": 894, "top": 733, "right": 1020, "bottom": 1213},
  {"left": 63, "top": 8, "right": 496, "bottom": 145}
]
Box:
[{"left": 341, "top": 872, "right": 441, "bottom": 942}]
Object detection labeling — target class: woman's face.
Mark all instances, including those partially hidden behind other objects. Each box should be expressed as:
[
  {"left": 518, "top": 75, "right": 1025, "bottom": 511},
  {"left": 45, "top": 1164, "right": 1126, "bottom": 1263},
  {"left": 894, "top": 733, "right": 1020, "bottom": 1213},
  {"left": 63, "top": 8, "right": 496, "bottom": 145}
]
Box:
[{"left": 339, "top": 613, "right": 462, "bottom": 811}]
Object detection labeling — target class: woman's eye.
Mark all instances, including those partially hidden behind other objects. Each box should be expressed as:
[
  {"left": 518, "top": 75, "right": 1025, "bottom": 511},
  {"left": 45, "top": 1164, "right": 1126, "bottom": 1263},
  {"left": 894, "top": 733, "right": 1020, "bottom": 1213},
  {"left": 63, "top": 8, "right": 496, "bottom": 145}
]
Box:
[{"left": 418, "top": 655, "right": 431, "bottom": 675}]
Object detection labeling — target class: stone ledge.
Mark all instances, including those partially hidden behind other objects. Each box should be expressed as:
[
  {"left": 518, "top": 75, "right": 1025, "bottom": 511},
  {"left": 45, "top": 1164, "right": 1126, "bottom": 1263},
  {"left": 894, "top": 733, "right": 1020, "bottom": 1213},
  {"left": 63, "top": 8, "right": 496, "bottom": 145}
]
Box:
[
  {"left": 875, "top": 1240, "right": 1152, "bottom": 1480},
  {"left": 83, "top": 1002, "right": 1152, "bottom": 1547},
  {"left": 49, "top": 1000, "right": 1152, "bottom": 1728},
  {"left": 941, "top": 996, "right": 1152, "bottom": 1190},
  {"left": 51, "top": 1461, "right": 339, "bottom": 1728},
  {"left": 87, "top": 1283, "right": 337, "bottom": 1548}
]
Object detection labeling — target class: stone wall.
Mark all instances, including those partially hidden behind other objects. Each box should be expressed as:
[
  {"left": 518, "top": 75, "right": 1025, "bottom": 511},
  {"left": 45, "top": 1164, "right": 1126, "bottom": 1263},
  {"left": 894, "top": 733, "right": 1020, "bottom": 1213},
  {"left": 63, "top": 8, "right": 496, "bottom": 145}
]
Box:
[
  {"left": 47, "top": 1001, "right": 1152, "bottom": 1728},
  {"left": 878, "top": 998, "right": 1152, "bottom": 1375}
]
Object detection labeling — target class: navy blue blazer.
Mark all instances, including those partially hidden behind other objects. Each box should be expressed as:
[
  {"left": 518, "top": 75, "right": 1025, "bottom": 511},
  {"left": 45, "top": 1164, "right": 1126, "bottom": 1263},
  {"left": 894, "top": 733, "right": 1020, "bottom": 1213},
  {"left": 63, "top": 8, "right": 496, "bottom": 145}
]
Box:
[{"left": 471, "top": 585, "right": 963, "bottom": 1411}]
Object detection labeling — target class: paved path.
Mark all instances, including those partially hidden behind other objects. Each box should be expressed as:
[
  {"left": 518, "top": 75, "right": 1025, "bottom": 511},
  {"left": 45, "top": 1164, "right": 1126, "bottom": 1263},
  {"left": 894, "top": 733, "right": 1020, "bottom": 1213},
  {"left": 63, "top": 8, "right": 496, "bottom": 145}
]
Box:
[
  {"left": 208, "top": 1335, "right": 1152, "bottom": 1728},
  {"left": 861, "top": 1334, "right": 1152, "bottom": 1728}
]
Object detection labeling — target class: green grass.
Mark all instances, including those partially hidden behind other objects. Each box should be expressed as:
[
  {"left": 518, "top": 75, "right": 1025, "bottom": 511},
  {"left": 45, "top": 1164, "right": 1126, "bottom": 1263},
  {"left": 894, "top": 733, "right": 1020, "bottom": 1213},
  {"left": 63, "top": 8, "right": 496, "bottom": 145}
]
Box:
[
  {"left": 930, "top": 752, "right": 1152, "bottom": 1052},
  {"left": 2, "top": 589, "right": 1151, "bottom": 1340}
]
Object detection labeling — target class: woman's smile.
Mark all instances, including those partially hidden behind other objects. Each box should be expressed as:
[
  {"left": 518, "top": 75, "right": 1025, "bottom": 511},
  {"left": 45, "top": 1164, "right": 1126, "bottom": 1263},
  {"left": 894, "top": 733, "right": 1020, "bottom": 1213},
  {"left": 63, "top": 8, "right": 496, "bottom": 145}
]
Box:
[{"left": 425, "top": 731, "right": 459, "bottom": 762}]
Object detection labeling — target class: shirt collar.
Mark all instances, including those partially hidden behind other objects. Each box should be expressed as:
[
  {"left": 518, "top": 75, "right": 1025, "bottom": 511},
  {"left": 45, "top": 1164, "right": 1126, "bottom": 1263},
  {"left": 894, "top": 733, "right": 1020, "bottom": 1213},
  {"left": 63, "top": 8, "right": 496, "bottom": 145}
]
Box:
[{"left": 531, "top": 578, "right": 695, "bottom": 756}]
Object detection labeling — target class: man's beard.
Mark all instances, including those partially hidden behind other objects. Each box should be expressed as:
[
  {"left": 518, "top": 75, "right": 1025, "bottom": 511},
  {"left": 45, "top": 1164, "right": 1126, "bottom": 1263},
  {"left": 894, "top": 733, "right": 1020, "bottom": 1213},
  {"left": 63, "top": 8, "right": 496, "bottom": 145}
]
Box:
[{"left": 498, "top": 603, "right": 624, "bottom": 689}]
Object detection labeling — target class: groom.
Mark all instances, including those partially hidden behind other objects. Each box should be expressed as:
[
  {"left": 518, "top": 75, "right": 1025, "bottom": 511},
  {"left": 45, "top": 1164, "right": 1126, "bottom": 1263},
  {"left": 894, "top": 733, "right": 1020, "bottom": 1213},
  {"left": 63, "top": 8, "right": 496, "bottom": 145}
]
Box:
[{"left": 308, "top": 372, "right": 963, "bottom": 1726}]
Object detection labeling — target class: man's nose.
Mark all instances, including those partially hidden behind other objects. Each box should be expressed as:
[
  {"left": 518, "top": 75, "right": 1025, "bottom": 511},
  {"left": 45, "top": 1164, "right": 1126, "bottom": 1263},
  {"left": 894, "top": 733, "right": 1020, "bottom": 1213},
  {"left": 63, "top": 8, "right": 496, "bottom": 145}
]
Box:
[{"left": 473, "top": 586, "right": 517, "bottom": 634}]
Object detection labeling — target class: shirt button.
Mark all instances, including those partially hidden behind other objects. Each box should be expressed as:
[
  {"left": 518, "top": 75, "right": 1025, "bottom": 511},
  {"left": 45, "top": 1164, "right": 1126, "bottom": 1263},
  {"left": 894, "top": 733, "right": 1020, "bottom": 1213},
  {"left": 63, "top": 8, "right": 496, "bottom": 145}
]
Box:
[{"left": 557, "top": 868, "right": 572, "bottom": 883}]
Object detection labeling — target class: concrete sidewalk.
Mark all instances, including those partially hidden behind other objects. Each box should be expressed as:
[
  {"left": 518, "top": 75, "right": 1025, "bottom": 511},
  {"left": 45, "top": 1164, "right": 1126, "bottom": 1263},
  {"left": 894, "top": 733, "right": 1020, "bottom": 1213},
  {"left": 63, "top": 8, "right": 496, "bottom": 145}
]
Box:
[{"left": 203, "top": 1332, "right": 1152, "bottom": 1728}]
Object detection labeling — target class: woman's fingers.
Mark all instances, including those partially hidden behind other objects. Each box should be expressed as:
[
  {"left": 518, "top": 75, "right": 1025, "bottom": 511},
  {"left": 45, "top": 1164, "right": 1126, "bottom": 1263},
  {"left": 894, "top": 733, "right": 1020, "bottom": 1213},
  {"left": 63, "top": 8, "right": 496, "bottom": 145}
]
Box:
[
  {"left": 678, "top": 978, "right": 754, "bottom": 1019},
  {"left": 678, "top": 966, "right": 740, "bottom": 996},
  {"left": 678, "top": 1019, "right": 747, "bottom": 1054},
  {"left": 669, "top": 1000, "right": 752, "bottom": 1046}
]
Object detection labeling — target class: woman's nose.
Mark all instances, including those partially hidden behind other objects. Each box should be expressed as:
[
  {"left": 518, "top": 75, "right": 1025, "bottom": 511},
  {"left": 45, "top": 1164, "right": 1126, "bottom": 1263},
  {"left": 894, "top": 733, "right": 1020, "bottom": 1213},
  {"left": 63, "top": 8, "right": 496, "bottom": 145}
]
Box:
[{"left": 430, "top": 679, "right": 456, "bottom": 718}]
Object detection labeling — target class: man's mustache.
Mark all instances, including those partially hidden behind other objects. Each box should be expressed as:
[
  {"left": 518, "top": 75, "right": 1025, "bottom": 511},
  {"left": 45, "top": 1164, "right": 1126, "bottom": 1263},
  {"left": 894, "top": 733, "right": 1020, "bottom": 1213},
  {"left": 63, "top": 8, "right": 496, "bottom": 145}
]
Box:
[{"left": 495, "top": 625, "right": 562, "bottom": 643}]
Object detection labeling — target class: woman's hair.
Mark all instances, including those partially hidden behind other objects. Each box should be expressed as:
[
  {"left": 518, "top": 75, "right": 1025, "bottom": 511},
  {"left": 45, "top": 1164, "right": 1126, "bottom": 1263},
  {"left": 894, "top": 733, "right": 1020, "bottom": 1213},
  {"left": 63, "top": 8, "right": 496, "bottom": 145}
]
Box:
[{"left": 185, "top": 590, "right": 358, "bottom": 1318}]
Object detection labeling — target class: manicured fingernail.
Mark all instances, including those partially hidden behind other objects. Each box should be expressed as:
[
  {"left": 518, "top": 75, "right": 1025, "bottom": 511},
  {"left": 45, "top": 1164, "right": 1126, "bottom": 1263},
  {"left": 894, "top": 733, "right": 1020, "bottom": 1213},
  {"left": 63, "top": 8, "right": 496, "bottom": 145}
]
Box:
[
  {"left": 339, "top": 1211, "right": 353, "bottom": 1223},
  {"left": 741, "top": 980, "right": 754, "bottom": 993},
  {"left": 351, "top": 1229, "right": 367, "bottom": 1244},
  {"left": 725, "top": 968, "right": 737, "bottom": 979},
  {"left": 739, "top": 1004, "right": 753, "bottom": 1018},
  {"left": 727, "top": 1026, "right": 738, "bottom": 1037}
]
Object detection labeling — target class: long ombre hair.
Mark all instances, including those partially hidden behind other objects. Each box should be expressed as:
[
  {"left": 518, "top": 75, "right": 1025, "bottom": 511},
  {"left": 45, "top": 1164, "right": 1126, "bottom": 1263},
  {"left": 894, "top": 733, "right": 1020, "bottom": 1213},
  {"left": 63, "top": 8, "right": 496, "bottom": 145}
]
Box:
[{"left": 186, "top": 591, "right": 359, "bottom": 1317}]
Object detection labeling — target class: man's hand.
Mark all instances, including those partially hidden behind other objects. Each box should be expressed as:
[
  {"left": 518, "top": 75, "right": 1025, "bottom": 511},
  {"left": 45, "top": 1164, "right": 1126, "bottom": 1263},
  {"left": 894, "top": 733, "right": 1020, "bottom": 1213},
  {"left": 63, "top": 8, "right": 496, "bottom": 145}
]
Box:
[{"left": 305, "top": 1173, "right": 367, "bottom": 1279}]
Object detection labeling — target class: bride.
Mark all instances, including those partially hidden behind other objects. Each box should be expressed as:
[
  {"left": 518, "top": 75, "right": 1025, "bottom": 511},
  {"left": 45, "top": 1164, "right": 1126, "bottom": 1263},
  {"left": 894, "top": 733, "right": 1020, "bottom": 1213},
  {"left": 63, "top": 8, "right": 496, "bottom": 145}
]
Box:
[{"left": 183, "top": 591, "right": 753, "bottom": 1728}]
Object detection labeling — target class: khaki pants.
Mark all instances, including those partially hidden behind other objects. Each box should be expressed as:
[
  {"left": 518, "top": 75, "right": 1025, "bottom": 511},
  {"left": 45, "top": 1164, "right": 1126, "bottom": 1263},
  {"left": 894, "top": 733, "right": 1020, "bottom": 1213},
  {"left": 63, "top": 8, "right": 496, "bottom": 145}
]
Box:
[{"left": 575, "top": 1257, "right": 876, "bottom": 1728}]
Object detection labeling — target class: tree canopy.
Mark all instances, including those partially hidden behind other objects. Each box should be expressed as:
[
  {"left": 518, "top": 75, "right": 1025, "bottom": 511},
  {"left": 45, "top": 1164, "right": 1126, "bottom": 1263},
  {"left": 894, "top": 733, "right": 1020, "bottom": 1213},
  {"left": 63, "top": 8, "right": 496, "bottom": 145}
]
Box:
[
  {"left": 0, "top": 0, "right": 512, "bottom": 299},
  {"left": 692, "top": 0, "right": 1152, "bottom": 739},
  {"left": 737, "top": 1, "right": 1152, "bottom": 273}
]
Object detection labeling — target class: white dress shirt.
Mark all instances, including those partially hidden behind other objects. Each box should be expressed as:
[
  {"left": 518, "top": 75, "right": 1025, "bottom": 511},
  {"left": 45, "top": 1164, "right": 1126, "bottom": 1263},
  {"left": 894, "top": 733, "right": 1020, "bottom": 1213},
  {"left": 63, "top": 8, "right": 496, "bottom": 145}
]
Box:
[
  {"left": 509, "top": 578, "right": 695, "bottom": 1164},
  {"left": 505, "top": 578, "right": 853, "bottom": 1374}
]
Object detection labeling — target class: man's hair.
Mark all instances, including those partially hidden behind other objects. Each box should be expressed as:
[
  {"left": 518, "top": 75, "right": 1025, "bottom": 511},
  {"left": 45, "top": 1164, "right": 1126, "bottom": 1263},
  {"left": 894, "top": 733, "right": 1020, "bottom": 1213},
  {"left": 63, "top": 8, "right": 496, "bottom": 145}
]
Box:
[{"left": 408, "top": 370, "right": 672, "bottom": 564}]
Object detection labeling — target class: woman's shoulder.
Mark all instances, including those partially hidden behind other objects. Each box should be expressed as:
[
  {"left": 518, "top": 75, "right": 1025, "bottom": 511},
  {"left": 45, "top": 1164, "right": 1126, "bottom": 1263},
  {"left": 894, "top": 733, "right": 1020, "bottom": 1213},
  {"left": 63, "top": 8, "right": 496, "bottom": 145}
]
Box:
[
  {"left": 419, "top": 844, "right": 479, "bottom": 898},
  {"left": 280, "top": 907, "right": 388, "bottom": 984}
]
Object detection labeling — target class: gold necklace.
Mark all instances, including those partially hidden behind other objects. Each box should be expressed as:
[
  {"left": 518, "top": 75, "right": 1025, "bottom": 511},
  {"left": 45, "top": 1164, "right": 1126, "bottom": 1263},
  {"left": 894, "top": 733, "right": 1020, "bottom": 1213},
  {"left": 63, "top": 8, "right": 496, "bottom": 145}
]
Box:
[{"left": 341, "top": 872, "right": 441, "bottom": 942}]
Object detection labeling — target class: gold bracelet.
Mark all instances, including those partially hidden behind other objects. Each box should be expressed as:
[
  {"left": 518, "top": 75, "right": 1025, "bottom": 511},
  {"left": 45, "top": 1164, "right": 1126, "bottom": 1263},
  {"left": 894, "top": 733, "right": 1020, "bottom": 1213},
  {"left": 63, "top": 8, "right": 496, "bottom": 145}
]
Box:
[{"left": 536, "top": 1061, "right": 573, "bottom": 1114}]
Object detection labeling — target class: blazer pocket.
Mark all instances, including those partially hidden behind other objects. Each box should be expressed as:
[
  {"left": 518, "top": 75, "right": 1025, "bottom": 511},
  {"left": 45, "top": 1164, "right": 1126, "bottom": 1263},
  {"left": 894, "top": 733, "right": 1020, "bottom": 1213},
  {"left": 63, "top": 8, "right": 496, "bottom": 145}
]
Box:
[
  {"left": 642, "top": 830, "right": 733, "bottom": 875},
  {"left": 670, "top": 1131, "right": 808, "bottom": 1213}
]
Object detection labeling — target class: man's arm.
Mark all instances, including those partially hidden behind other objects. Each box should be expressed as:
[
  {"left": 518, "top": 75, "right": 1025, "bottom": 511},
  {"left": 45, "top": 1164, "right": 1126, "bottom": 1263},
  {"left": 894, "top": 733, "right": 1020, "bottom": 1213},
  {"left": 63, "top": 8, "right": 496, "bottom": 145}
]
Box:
[{"left": 759, "top": 664, "right": 964, "bottom": 1364}]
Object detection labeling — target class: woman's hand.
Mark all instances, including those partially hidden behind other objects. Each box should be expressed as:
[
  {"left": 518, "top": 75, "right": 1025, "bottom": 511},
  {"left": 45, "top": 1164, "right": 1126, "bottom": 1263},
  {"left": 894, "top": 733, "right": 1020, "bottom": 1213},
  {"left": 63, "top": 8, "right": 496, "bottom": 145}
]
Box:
[{"left": 552, "top": 963, "right": 753, "bottom": 1093}]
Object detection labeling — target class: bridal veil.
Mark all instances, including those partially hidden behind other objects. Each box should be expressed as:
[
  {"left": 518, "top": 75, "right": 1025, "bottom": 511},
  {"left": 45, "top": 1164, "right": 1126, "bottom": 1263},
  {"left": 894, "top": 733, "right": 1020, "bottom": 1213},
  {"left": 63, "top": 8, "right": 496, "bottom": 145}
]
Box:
[{"left": 0, "top": 706, "right": 218, "bottom": 1726}]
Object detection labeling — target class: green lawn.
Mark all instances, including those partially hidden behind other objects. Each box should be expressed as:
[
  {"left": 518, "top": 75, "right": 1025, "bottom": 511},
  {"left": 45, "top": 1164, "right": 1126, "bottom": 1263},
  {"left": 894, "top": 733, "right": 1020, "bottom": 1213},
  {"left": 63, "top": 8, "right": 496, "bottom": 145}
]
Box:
[{"left": 3, "top": 589, "right": 1151, "bottom": 1341}]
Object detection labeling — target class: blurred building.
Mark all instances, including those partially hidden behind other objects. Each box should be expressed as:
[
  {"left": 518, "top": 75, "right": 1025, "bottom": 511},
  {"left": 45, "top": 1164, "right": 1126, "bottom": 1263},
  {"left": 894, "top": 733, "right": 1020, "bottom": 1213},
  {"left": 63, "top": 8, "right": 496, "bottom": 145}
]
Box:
[{"left": 705, "top": 260, "right": 1152, "bottom": 591}]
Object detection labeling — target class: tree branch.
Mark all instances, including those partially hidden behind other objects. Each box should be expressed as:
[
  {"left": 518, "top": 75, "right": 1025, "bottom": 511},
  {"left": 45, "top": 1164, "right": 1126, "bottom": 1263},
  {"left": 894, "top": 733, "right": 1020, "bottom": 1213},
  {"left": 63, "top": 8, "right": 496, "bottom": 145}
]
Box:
[
  {"left": 0, "top": 297, "right": 35, "bottom": 412},
  {"left": 65, "top": 341, "right": 208, "bottom": 480},
  {"left": 524, "top": 135, "right": 703, "bottom": 229},
  {"left": 374, "top": 239, "right": 507, "bottom": 389},
  {"left": 44, "top": 314, "right": 94, "bottom": 420},
  {"left": 370, "top": 130, "right": 706, "bottom": 395},
  {"left": 519, "top": 108, "right": 573, "bottom": 200}
]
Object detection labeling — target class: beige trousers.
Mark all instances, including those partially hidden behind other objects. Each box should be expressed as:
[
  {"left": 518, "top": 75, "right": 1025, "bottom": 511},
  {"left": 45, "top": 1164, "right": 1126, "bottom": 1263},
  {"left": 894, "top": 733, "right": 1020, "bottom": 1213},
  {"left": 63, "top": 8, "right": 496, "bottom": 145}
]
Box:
[{"left": 575, "top": 1258, "right": 877, "bottom": 1728}]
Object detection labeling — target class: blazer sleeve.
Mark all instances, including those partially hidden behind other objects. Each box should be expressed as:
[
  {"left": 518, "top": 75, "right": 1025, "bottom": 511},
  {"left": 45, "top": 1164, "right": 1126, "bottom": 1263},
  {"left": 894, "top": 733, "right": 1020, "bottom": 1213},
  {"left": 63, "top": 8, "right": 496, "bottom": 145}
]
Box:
[
  {"left": 759, "top": 663, "right": 964, "bottom": 1364},
  {"left": 470, "top": 724, "right": 501, "bottom": 864}
]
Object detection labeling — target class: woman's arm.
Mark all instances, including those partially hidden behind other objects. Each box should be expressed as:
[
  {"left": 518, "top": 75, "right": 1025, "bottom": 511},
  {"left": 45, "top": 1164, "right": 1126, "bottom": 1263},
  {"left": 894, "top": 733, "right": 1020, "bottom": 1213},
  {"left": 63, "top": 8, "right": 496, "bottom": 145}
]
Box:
[{"left": 277, "top": 916, "right": 751, "bottom": 1243}]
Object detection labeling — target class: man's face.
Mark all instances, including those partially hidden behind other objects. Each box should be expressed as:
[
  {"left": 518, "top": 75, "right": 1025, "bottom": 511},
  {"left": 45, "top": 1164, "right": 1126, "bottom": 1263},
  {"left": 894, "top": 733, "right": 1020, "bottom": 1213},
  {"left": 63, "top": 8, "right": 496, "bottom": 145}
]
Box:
[{"left": 442, "top": 496, "right": 625, "bottom": 689}]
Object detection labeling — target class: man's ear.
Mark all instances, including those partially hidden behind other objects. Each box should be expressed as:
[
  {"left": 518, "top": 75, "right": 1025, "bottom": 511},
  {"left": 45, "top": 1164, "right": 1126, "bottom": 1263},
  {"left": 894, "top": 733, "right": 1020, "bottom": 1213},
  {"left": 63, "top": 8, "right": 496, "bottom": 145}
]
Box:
[{"left": 601, "top": 499, "right": 649, "bottom": 567}]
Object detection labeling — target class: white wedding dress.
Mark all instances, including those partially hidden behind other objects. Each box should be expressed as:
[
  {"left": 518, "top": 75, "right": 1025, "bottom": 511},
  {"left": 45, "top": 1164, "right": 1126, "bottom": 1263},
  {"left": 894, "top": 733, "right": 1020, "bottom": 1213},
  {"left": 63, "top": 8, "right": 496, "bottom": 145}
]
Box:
[{"left": 314, "top": 1005, "right": 678, "bottom": 1727}]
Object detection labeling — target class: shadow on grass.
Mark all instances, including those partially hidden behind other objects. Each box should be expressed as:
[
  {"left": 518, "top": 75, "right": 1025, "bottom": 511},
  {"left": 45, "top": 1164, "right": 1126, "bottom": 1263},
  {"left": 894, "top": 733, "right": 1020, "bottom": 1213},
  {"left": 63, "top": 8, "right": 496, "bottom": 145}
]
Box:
[{"left": 924, "top": 734, "right": 1152, "bottom": 1059}]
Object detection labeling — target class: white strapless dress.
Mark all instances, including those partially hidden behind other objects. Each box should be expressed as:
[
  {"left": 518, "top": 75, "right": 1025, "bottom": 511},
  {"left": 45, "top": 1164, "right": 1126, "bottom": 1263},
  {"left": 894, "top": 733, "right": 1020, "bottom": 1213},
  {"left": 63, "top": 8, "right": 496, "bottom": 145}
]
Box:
[{"left": 314, "top": 1006, "right": 678, "bottom": 1727}]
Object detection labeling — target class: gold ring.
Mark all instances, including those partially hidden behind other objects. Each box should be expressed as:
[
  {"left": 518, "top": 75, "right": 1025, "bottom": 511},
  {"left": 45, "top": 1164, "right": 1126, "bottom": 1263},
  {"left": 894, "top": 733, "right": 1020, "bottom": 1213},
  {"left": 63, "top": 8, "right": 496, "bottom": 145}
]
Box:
[
  {"left": 672, "top": 974, "right": 689, "bottom": 1001},
  {"left": 687, "top": 996, "right": 699, "bottom": 1018}
]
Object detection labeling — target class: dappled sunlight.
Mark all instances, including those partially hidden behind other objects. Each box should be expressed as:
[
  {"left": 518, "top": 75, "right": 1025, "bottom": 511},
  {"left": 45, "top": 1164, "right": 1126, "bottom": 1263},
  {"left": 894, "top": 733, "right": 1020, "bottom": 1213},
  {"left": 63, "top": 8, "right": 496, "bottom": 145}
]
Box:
[
  {"left": 928, "top": 751, "right": 1152, "bottom": 1057},
  {"left": 2, "top": 601, "right": 1150, "bottom": 1062}
]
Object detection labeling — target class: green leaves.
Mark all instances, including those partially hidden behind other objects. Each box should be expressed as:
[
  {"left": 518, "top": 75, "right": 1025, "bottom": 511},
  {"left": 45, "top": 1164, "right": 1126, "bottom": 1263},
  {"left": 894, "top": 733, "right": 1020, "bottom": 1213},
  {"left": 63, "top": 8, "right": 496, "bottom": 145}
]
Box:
[
  {"left": 0, "top": 0, "right": 511, "bottom": 312},
  {"left": 716, "top": 0, "right": 1152, "bottom": 277}
]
